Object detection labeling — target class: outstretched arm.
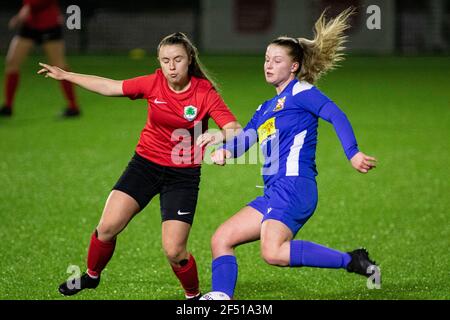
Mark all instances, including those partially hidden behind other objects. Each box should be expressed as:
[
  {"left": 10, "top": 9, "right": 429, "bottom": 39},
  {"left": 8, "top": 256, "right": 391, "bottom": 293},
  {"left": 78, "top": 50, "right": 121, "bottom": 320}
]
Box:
[
  {"left": 37, "top": 63, "right": 124, "bottom": 97},
  {"left": 319, "top": 102, "right": 377, "bottom": 174}
]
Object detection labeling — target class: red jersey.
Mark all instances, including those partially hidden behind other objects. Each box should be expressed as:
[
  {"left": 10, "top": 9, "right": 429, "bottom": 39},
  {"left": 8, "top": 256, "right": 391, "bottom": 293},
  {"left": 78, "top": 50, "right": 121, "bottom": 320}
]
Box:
[
  {"left": 24, "top": 0, "right": 62, "bottom": 30},
  {"left": 122, "top": 69, "right": 237, "bottom": 168}
]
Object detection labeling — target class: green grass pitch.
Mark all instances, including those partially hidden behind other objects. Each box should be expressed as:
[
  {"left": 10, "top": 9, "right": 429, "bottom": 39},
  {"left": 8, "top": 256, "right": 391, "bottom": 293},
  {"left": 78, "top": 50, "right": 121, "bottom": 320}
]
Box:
[{"left": 0, "top": 54, "right": 449, "bottom": 300}]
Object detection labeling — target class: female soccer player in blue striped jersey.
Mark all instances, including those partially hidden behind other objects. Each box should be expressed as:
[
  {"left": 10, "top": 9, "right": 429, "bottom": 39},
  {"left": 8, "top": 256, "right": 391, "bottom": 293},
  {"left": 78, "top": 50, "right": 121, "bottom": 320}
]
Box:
[{"left": 208, "top": 8, "right": 379, "bottom": 299}]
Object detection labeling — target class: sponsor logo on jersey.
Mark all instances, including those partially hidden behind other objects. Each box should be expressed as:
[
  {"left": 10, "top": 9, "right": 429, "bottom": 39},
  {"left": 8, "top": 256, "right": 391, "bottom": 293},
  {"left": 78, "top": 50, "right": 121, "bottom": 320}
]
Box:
[
  {"left": 257, "top": 117, "right": 276, "bottom": 145},
  {"left": 184, "top": 105, "right": 197, "bottom": 121}
]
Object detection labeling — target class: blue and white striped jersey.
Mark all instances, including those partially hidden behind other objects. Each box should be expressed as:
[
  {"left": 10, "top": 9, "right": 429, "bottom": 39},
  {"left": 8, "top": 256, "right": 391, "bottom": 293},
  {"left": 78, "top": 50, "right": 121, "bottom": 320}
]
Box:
[{"left": 224, "top": 78, "right": 359, "bottom": 186}]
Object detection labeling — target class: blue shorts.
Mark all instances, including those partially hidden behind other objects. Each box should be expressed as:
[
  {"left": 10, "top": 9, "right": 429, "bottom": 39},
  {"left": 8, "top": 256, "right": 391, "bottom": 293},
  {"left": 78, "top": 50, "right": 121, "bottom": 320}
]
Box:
[{"left": 248, "top": 176, "right": 318, "bottom": 236}]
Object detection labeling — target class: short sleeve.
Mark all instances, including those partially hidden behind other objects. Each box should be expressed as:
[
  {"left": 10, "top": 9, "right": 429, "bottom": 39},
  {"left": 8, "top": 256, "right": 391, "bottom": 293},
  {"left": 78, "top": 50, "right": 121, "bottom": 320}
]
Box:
[
  {"left": 206, "top": 89, "right": 237, "bottom": 128},
  {"left": 122, "top": 75, "right": 155, "bottom": 100}
]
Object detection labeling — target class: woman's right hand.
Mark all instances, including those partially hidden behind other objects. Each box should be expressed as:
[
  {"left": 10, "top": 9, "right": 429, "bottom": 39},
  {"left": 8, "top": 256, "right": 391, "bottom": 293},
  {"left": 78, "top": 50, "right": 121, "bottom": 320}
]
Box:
[
  {"left": 37, "top": 63, "right": 68, "bottom": 81},
  {"left": 210, "top": 148, "right": 232, "bottom": 166}
]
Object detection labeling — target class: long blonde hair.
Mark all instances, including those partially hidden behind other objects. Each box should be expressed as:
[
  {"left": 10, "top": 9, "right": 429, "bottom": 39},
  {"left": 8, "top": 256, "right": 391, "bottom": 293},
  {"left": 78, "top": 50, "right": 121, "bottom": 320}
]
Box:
[{"left": 271, "top": 8, "right": 355, "bottom": 84}]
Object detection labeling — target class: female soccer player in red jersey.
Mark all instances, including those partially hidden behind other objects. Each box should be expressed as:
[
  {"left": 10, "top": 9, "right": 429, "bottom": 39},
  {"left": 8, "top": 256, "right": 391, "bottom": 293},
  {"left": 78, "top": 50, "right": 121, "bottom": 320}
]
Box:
[
  {"left": 1, "top": 0, "right": 80, "bottom": 117},
  {"left": 38, "top": 32, "right": 241, "bottom": 299}
]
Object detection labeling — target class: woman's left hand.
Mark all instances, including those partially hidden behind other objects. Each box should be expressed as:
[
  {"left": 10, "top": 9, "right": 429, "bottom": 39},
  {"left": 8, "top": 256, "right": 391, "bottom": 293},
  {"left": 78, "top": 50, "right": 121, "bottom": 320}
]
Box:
[
  {"left": 350, "top": 152, "right": 377, "bottom": 174},
  {"left": 196, "top": 131, "right": 224, "bottom": 147}
]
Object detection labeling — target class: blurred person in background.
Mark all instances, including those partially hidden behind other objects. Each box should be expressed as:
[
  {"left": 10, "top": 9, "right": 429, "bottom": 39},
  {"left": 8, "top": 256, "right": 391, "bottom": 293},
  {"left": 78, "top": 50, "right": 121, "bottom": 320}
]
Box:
[{"left": 1, "top": 0, "right": 80, "bottom": 117}]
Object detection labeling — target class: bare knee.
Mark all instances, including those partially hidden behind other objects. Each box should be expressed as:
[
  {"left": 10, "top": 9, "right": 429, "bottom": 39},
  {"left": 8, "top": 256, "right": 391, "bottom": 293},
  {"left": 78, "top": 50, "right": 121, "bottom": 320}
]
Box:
[
  {"left": 5, "top": 59, "right": 20, "bottom": 73},
  {"left": 163, "top": 244, "right": 187, "bottom": 265},
  {"left": 211, "top": 227, "right": 236, "bottom": 257},
  {"left": 261, "top": 244, "right": 288, "bottom": 267},
  {"left": 96, "top": 191, "right": 140, "bottom": 242},
  {"left": 5, "top": 51, "right": 25, "bottom": 72},
  {"left": 96, "top": 221, "right": 120, "bottom": 242}
]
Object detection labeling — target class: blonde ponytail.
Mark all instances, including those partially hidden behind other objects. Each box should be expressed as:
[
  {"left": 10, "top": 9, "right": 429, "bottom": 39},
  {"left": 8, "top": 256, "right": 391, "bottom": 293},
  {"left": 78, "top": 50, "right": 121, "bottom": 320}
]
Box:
[{"left": 298, "top": 8, "right": 355, "bottom": 84}]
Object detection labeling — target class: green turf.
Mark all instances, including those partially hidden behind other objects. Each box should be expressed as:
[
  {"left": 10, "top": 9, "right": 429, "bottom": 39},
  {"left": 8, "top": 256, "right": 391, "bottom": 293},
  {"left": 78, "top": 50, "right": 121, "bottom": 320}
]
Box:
[{"left": 0, "top": 54, "right": 449, "bottom": 300}]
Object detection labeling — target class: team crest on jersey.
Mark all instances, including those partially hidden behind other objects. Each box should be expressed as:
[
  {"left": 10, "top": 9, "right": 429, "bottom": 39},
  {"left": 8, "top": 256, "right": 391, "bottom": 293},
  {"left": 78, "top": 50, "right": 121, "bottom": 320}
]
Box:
[
  {"left": 183, "top": 105, "right": 197, "bottom": 121},
  {"left": 273, "top": 96, "right": 286, "bottom": 112}
]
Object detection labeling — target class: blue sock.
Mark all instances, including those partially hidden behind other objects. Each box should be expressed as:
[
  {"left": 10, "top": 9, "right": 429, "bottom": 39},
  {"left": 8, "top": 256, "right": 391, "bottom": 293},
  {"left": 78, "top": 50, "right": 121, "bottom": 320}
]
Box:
[
  {"left": 289, "top": 240, "right": 351, "bottom": 268},
  {"left": 212, "top": 255, "right": 238, "bottom": 298}
]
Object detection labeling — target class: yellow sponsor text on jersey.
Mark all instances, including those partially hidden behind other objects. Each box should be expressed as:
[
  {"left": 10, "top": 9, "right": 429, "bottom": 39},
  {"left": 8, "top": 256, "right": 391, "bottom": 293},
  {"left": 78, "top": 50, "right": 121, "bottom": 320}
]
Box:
[{"left": 258, "top": 117, "right": 276, "bottom": 144}]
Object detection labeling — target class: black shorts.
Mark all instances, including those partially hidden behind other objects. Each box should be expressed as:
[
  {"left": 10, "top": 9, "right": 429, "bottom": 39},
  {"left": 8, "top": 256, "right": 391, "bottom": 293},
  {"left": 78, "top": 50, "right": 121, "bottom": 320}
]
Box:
[
  {"left": 113, "top": 153, "right": 201, "bottom": 225},
  {"left": 18, "top": 25, "right": 63, "bottom": 45}
]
